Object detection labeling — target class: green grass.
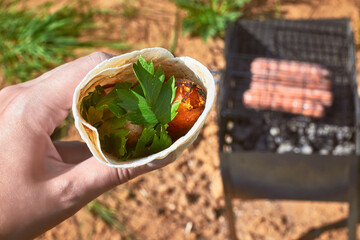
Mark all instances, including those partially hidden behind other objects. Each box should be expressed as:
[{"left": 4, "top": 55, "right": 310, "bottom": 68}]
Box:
[
  {"left": 169, "top": 9, "right": 182, "bottom": 54},
  {"left": 0, "top": 0, "right": 129, "bottom": 84},
  {"left": 121, "top": 0, "right": 140, "bottom": 19},
  {"left": 171, "top": 0, "right": 251, "bottom": 42},
  {"left": 274, "top": 0, "right": 282, "bottom": 19},
  {"left": 86, "top": 200, "right": 135, "bottom": 239}
]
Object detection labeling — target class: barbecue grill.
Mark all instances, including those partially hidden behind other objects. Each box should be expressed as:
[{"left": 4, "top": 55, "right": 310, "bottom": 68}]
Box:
[{"left": 218, "top": 19, "right": 359, "bottom": 239}]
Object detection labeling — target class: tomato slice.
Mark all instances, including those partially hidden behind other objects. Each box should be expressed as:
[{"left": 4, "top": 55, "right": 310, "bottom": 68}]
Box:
[{"left": 167, "top": 79, "right": 206, "bottom": 140}]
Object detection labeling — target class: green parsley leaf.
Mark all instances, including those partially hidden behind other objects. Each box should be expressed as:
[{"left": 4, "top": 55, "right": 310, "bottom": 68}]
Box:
[
  {"left": 116, "top": 89, "right": 158, "bottom": 125},
  {"left": 96, "top": 82, "right": 131, "bottom": 117},
  {"left": 153, "top": 76, "right": 178, "bottom": 124},
  {"left": 148, "top": 124, "right": 172, "bottom": 153},
  {"left": 80, "top": 88, "right": 103, "bottom": 121},
  {"left": 132, "top": 57, "right": 161, "bottom": 107},
  {"left": 131, "top": 124, "right": 171, "bottom": 158},
  {"left": 132, "top": 126, "right": 156, "bottom": 158},
  {"left": 86, "top": 106, "right": 103, "bottom": 127},
  {"left": 81, "top": 96, "right": 91, "bottom": 120},
  {"left": 171, "top": 101, "right": 180, "bottom": 120},
  {"left": 132, "top": 83, "right": 145, "bottom": 97},
  {"left": 96, "top": 82, "right": 131, "bottom": 107},
  {"left": 97, "top": 116, "right": 127, "bottom": 139},
  {"left": 107, "top": 99, "right": 126, "bottom": 118},
  {"left": 102, "top": 129, "right": 129, "bottom": 159},
  {"left": 125, "top": 56, "right": 179, "bottom": 125},
  {"left": 95, "top": 85, "right": 106, "bottom": 95}
]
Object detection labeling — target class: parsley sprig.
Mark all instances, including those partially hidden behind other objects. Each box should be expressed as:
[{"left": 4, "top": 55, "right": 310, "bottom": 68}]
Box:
[{"left": 80, "top": 56, "right": 179, "bottom": 160}]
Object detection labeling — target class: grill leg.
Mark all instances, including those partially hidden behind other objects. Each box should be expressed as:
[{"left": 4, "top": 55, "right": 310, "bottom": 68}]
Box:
[
  {"left": 221, "top": 154, "right": 238, "bottom": 240},
  {"left": 347, "top": 157, "right": 358, "bottom": 240},
  {"left": 224, "top": 191, "right": 237, "bottom": 240}
]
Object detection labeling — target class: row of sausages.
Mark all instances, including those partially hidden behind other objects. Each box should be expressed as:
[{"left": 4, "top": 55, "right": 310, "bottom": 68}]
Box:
[{"left": 243, "top": 58, "right": 333, "bottom": 118}]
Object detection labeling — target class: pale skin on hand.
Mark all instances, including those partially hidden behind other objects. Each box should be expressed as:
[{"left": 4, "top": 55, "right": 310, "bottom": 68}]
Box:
[{"left": 0, "top": 52, "right": 173, "bottom": 240}]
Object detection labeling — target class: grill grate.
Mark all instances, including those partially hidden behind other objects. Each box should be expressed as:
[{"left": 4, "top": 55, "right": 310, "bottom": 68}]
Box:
[{"left": 219, "top": 19, "right": 358, "bottom": 155}]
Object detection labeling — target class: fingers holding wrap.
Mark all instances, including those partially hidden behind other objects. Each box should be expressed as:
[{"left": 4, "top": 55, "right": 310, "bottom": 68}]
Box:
[
  {"left": 53, "top": 141, "right": 93, "bottom": 164},
  {"left": 31, "top": 52, "right": 114, "bottom": 135},
  {"left": 42, "top": 52, "right": 114, "bottom": 111},
  {"left": 51, "top": 153, "right": 174, "bottom": 213}
]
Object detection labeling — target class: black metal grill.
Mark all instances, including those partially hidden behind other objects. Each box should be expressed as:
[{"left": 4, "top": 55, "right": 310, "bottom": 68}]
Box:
[
  {"left": 219, "top": 19, "right": 358, "bottom": 152},
  {"left": 218, "top": 19, "right": 359, "bottom": 240}
]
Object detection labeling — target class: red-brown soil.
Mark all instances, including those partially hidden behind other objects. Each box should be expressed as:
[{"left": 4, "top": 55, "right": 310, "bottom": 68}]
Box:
[{"left": 35, "top": 0, "right": 360, "bottom": 239}]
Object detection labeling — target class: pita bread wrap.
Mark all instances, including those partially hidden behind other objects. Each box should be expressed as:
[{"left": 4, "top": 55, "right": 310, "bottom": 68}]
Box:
[{"left": 72, "top": 47, "right": 215, "bottom": 168}]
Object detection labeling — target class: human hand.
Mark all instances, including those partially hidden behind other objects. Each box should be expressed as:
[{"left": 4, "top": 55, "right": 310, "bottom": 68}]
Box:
[{"left": 0, "top": 52, "right": 174, "bottom": 240}]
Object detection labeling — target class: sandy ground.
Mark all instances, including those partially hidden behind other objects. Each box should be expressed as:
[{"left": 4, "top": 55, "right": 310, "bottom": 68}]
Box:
[{"left": 32, "top": 0, "right": 360, "bottom": 239}]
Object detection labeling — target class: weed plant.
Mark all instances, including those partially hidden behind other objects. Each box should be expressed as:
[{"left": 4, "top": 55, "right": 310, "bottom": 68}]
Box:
[
  {"left": 172, "top": 0, "right": 251, "bottom": 42},
  {"left": 0, "top": 0, "right": 128, "bottom": 84},
  {"left": 87, "top": 200, "right": 135, "bottom": 239}
]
